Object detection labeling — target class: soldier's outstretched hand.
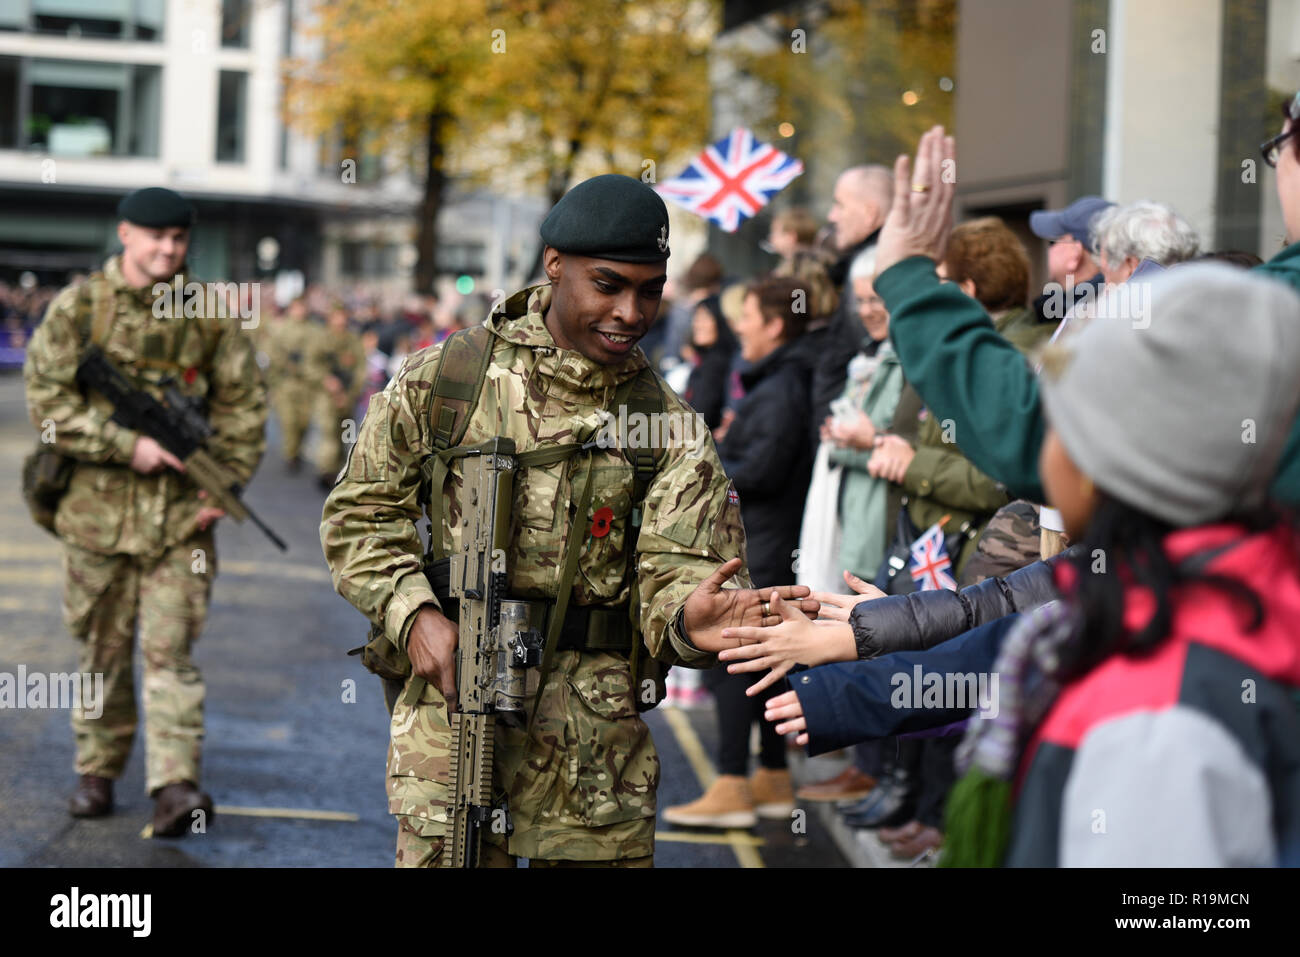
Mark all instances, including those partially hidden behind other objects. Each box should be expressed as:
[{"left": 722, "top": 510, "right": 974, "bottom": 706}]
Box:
[{"left": 682, "top": 558, "right": 819, "bottom": 653}]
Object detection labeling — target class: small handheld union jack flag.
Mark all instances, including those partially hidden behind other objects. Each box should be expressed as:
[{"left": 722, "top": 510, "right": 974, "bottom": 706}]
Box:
[
  {"left": 909, "top": 522, "right": 958, "bottom": 591},
  {"left": 657, "top": 127, "right": 804, "bottom": 233}
]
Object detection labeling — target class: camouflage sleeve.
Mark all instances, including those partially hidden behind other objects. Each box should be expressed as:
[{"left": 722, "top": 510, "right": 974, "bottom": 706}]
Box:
[
  {"left": 205, "top": 325, "right": 268, "bottom": 486},
  {"left": 22, "top": 288, "right": 138, "bottom": 464},
  {"left": 635, "top": 403, "right": 750, "bottom": 670},
  {"left": 319, "top": 348, "right": 441, "bottom": 652}
]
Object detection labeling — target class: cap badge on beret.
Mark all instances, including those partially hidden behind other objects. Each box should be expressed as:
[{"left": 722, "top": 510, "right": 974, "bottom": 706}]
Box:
[{"left": 657, "top": 225, "right": 669, "bottom": 254}]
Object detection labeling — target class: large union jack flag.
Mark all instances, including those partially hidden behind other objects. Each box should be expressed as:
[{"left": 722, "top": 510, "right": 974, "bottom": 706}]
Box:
[
  {"left": 909, "top": 522, "right": 958, "bottom": 592},
  {"left": 657, "top": 127, "right": 804, "bottom": 233}
]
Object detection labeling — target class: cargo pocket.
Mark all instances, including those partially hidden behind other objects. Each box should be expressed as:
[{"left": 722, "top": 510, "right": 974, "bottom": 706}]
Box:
[
  {"left": 55, "top": 465, "right": 128, "bottom": 553},
  {"left": 564, "top": 665, "right": 659, "bottom": 827},
  {"left": 61, "top": 542, "right": 127, "bottom": 639},
  {"left": 577, "top": 465, "right": 634, "bottom": 599},
  {"left": 386, "top": 677, "right": 454, "bottom": 838}
]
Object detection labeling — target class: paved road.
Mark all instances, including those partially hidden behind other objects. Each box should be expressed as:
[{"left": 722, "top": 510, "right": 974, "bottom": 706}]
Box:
[{"left": 0, "top": 372, "right": 845, "bottom": 868}]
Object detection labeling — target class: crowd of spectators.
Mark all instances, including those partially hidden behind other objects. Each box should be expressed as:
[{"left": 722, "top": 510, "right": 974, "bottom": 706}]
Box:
[{"left": 648, "top": 88, "right": 1300, "bottom": 867}]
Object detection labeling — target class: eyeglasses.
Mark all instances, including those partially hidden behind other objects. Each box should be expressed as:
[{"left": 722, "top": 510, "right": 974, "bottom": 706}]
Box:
[{"left": 1260, "top": 92, "right": 1300, "bottom": 168}]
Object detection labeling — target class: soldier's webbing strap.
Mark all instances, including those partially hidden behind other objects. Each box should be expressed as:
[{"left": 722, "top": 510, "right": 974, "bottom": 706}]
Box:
[
  {"left": 422, "top": 324, "right": 498, "bottom": 562},
  {"left": 527, "top": 452, "right": 595, "bottom": 733}
]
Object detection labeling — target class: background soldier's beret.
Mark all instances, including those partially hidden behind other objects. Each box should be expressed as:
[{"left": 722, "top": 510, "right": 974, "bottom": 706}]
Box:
[
  {"left": 540, "top": 174, "right": 670, "bottom": 263},
  {"left": 116, "top": 187, "right": 196, "bottom": 228}
]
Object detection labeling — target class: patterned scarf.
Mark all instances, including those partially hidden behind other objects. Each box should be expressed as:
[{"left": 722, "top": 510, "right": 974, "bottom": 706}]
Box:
[{"left": 941, "top": 595, "right": 1083, "bottom": 867}]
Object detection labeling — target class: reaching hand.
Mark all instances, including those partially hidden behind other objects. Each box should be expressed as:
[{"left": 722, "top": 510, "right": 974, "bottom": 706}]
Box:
[
  {"left": 809, "top": 570, "right": 887, "bottom": 622},
  {"left": 764, "top": 690, "right": 808, "bottom": 745},
  {"left": 681, "top": 558, "right": 820, "bottom": 653},
  {"left": 716, "top": 592, "right": 856, "bottom": 696},
  {"left": 873, "top": 125, "right": 957, "bottom": 278}
]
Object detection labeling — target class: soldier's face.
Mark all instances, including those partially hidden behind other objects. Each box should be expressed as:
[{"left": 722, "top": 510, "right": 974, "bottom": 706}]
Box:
[
  {"left": 544, "top": 248, "right": 666, "bottom": 365},
  {"left": 117, "top": 222, "right": 189, "bottom": 284}
]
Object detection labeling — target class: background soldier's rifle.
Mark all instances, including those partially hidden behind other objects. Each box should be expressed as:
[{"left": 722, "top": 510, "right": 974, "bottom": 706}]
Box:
[{"left": 74, "top": 344, "right": 288, "bottom": 552}]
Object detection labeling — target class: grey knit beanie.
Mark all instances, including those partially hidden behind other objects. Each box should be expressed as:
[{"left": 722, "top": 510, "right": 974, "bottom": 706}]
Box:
[{"left": 1039, "top": 262, "right": 1300, "bottom": 526}]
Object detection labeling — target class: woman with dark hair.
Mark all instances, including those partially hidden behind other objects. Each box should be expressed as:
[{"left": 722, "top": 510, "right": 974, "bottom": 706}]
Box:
[
  {"left": 682, "top": 296, "right": 738, "bottom": 430},
  {"left": 758, "top": 263, "right": 1300, "bottom": 866}
]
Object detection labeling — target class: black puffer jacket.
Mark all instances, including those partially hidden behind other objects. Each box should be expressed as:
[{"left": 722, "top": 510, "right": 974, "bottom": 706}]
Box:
[
  {"left": 848, "top": 548, "right": 1078, "bottom": 659},
  {"left": 718, "top": 339, "right": 814, "bottom": 589}
]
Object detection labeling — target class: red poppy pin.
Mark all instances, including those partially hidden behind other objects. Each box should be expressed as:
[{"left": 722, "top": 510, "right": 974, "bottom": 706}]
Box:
[
  {"left": 590, "top": 506, "right": 614, "bottom": 538},
  {"left": 183, "top": 366, "right": 198, "bottom": 385}
]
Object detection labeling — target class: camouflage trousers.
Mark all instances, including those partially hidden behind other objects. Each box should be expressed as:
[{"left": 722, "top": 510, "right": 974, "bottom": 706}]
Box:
[
  {"left": 313, "top": 393, "right": 352, "bottom": 479},
  {"left": 273, "top": 385, "right": 314, "bottom": 463},
  {"left": 62, "top": 531, "right": 215, "bottom": 794},
  {"left": 387, "top": 651, "right": 659, "bottom": 867}
]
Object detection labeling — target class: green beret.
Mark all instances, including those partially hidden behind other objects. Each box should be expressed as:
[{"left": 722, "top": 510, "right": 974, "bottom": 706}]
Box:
[
  {"left": 116, "top": 187, "right": 196, "bottom": 228},
  {"left": 540, "top": 174, "right": 670, "bottom": 263}
]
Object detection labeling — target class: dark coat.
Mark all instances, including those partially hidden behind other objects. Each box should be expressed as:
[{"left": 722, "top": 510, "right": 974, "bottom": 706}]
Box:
[
  {"left": 682, "top": 298, "right": 738, "bottom": 431},
  {"left": 718, "top": 339, "right": 814, "bottom": 590}
]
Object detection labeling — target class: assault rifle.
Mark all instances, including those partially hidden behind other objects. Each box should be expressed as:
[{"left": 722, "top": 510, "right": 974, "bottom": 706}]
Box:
[
  {"left": 75, "top": 344, "right": 288, "bottom": 552},
  {"left": 440, "top": 437, "right": 542, "bottom": 868}
]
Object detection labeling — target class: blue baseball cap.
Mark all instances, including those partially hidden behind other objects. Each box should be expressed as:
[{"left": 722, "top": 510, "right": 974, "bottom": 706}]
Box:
[{"left": 1029, "top": 196, "right": 1114, "bottom": 251}]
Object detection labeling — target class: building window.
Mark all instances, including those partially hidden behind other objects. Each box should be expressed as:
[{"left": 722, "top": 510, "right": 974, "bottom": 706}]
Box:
[
  {"left": 441, "top": 242, "right": 487, "bottom": 276},
  {"left": 221, "top": 0, "right": 250, "bottom": 48},
  {"left": 215, "top": 70, "right": 247, "bottom": 163},
  {"left": 21, "top": 58, "right": 161, "bottom": 157},
  {"left": 339, "top": 241, "right": 401, "bottom": 278},
  {"left": 0, "top": 0, "right": 165, "bottom": 41}
]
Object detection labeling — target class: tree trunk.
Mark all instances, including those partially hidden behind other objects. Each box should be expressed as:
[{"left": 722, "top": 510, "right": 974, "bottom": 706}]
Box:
[{"left": 414, "top": 111, "right": 448, "bottom": 293}]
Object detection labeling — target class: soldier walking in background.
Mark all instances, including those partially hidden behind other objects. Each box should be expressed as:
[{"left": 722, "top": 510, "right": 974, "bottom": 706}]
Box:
[
  {"left": 311, "top": 302, "right": 367, "bottom": 489},
  {"left": 267, "top": 297, "right": 318, "bottom": 472},
  {"left": 22, "top": 187, "right": 268, "bottom": 836}
]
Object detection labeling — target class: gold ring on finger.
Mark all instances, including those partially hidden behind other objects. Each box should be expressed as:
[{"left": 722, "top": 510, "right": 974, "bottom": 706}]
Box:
[
  {"left": 911, "top": 183, "right": 931, "bottom": 193},
  {"left": 761, "top": 601, "right": 771, "bottom": 617}
]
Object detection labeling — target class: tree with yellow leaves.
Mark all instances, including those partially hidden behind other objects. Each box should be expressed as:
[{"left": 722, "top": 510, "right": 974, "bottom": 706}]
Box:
[{"left": 284, "top": 0, "right": 715, "bottom": 290}]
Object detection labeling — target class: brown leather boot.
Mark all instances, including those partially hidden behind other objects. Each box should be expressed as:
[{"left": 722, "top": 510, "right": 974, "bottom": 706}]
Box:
[
  {"left": 69, "top": 775, "right": 114, "bottom": 818},
  {"left": 151, "top": 782, "right": 214, "bottom": 837}
]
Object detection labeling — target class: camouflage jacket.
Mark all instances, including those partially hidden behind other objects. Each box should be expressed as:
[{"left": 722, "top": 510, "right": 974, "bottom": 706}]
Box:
[
  {"left": 320, "top": 283, "right": 748, "bottom": 859},
  {"left": 310, "top": 326, "right": 368, "bottom": 408},
  {"left": 267, "top": 317, "right": 320, "bottom": 392},
  {"left": 23, "top": 256, "right": 268, "bottom": 556}
]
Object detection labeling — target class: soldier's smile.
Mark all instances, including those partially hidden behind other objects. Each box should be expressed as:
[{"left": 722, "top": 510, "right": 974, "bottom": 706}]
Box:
[{"left": 545, "top": 253, "right": 666, "bottom": 365}]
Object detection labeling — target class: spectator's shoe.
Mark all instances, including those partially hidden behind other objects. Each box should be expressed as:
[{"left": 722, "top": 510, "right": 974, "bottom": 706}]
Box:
[
  {"left": 889, "top": 825, "right": 943, "bottom": 860},
  {"left": 796, "top": 766, "right": 877, "bottom": 803},
  {"left": 151, "top": 782, "right": 214, "bottom": 838},
  {"left": 750, "top": 768, "right": 796, "bottom": 819},
  {"left": 69, "top": 775, "right": 113, "bottom": 818},
  {"left": 842, "top": 771, "right": 915, "bottom": 829},
  {"left": 877, "top": 819, "right": 925, "bottom": 845},
  {"left": 662, "top": 775, "right": 757, "bottom": 829}
]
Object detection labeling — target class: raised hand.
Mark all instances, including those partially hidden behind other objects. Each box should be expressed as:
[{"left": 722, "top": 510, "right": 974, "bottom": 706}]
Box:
[
  {"left": 681, "top": 558, "right": 820, "bottom": 653},
  {"left": 873, "top": 125, "right": 957, "bottom": 278}
]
